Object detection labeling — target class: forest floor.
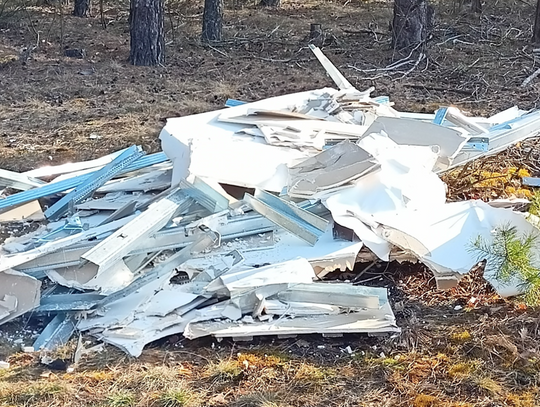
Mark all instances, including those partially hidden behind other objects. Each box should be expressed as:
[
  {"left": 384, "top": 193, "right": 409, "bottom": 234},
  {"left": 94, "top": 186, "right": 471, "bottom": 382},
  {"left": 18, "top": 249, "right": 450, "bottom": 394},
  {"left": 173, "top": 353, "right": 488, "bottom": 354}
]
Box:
[{"left": 1, "top": 0, "right": 540, "bottom": 406}]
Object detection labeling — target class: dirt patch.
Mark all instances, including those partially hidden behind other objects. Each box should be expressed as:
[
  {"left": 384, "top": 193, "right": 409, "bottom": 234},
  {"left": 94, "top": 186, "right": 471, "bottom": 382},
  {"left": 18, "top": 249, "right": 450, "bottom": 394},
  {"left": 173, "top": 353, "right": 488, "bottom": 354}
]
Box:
[{"left": 0, "top": 0, "right": 539, "bottom": 172}]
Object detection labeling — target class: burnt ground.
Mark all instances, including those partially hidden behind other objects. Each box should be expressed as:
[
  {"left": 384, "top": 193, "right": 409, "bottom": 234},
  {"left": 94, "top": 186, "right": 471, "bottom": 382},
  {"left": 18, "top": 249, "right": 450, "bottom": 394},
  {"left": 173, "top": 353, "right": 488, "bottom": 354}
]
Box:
[{"left": 1, "top": 0, "right": 540, "bottom": 406}]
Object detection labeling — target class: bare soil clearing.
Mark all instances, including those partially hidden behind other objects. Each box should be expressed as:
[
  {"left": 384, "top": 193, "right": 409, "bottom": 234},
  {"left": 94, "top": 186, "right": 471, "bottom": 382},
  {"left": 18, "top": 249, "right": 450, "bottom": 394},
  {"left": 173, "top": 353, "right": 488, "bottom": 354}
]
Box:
[{"left": 1, "top": 0, "right": 540, "bottom": 406}]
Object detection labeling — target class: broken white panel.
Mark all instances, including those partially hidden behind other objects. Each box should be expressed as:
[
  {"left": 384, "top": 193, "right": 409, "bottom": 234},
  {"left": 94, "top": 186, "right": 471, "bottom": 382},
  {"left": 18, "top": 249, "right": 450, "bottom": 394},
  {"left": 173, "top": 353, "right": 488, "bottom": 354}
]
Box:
[
  {"left": 276, "top": 283, "right": 384, "bottom": 309},
  {"left": 219, "top": 114, "right": 369, "bottom": 138},
  {"left": 76, "top": 193, "right": 153, "bottom": 211},
  {"left": 0, "top": 214, "right": 138, "bottom": 273},
  {"left": 88, "top": 284, "right": 210, "bottom": 356},
  {"left": 363, "top": 116, "right": 469, "bottom": 170},
  {"left": 160, "top": 89, "right": 342, "bottom": 192},
  {"left": 246, "top": 108, "right": 328, "bottom": 121},
  {"left": 0, "top": 200, "right": 44, "bottom": 223},
  {"left": 487, "top": 198, "right": 530, "bottom": 210},
  {"left": 0, "top": 295, "right": 17, "bottom": 320},
  {"left": 258, "top": 125, "right": 327, "bottom": 151},
  {"left": 144, "top": 288, "right": 199, "bottom": 317},
  {"left": 450, "top": 109, "right": 540, "bottom": 170},
  {"left": 81, "top": 189, "right": 191, "bottom": 273},
  {"left": 96, "top": 168, "right": 172, "bottom": 194},
  {"left": 184, "top": 300, "right": 399, "bottom": 340},
  {"left": 96, "top": 310, "right": 197, "bottom": 357},
  {"left": 186, "top": 226, "right": 363, "bottom": 276},
  {"left": 0, "top": 270, "right": 41, "bottom": 325},
  {"left": 288, "top": 140, "right": 379, "bottom": 198},
  {"left": 324, "top": 136, "right": 446, "bottom": 260},
  {"left": 309, "top": 44, "right": 354, "bottom": 90},
  {"left": 204, "top": 257, "right": 316, "bottom": 296},
  {"left": 0, "top": 169, "right": 46, "bottom": 191},
  {"left": 373, "top": 200, "right": 539, "bottom": 297},
  {"left": 193, "top": 177, "right": 238, "bottom": 205},
  {"left": 487, "top": 106, "right": 526, "bottom": 125},
  {"left": 77, "top": 271, "right": 175, "bottom": 332},
  {"left": 24, "top": 150, "right": 124, "bottom": 179},
  {"left": 45, "top": 263, "right": 99, "bottom": 289},
  {"left": 442, "top": 107, "right": 490, "bottom": 135},
  {"left": 264, "top": 300, "right": 341, "bottom": 315},
  {"left": 80, "top": 231, "right": 218, "bottom": 332},
  {"left": 80, "top": 260, "right": 137, "bottom": 294}
]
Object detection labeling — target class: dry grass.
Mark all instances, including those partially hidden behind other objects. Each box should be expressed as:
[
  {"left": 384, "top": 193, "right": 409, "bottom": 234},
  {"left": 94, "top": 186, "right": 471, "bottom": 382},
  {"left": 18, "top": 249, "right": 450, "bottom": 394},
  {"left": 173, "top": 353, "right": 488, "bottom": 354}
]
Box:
[{"left": 0, "top": 322, "right": 538, "bottom": 407}]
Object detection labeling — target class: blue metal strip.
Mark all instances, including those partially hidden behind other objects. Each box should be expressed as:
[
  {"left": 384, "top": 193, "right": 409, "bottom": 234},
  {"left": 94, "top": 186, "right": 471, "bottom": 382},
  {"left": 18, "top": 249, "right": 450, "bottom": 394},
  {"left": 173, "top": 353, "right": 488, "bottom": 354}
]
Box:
[
  {"left": 0, "top": 150, "right": 168, "bottom": 214},
  {"left": 433, "top": 107, "right": 448, "bottom": 125},
  {"left": 489, "top": 115, "right": 526, "bottom": 131},
  {"left": 522, "top": 177, "right": 540, "bottom": 187},
  {"left": 225, "top": 98, "right": 248, "bottom": 107},
  {"left": 373, "top": 96, "right": 390, "bottom": 105},
  {"left": 122, "top": 151, "right": 169, "bottom": 173},
  {"left": 44, "top": 146, "right": 145, "bottom": 220},
  {"left": 0, "top": 173, "right": 91, "bottom": 212}
]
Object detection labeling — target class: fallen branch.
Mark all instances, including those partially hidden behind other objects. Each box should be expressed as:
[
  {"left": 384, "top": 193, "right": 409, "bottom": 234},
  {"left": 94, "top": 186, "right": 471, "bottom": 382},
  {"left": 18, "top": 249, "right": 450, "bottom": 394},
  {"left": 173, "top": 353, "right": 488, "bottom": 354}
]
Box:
[
  {"left": 521, "top": 66, "right": 540, "bottom": 87},
  {"left": 348, "top": 42, "right": 423, "bottom": 73},
  {"left": 399, "top": 53, "right": 426, "bottom": 79},
  {"left": 403, "top": 84, "right": 474, "bottom": 95}
]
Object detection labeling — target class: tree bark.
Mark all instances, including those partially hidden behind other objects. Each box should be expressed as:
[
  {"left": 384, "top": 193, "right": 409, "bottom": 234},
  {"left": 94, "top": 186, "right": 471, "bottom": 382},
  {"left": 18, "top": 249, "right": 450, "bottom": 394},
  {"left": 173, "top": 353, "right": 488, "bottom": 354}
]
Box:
[
  {"left": 202, "top": 0, "right": 223, "bottom": 43},
  {"left": 534, "top": 0, "right": 540, "bottom": 43},
  {"left": 73, "top": 0, "right": 90, "bottom": 17},
  {"left": 391, "top": 0, "right": 432, "bottom": 52},
  {"left": 129, "top": 0, "right": 165, "bottom": 66},
  {"left": 309, "top": 23, "right": 324, "bottom": 47},
  {"left": 260, "top": 0, "right": 280, "bottom": 7}
]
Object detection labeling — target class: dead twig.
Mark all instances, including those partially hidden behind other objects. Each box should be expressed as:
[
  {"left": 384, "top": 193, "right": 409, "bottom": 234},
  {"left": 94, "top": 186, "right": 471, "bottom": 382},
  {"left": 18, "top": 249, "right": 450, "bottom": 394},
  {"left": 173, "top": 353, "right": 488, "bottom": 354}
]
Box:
[
  {"left": 521, "top": 66, "right": 540, "bottom": 87},
  {"left": 403, "top": 84, "right": 474, "bottom": 95},
  {"left": 398, "top": 53, "right": 426, "bottom": 79}
]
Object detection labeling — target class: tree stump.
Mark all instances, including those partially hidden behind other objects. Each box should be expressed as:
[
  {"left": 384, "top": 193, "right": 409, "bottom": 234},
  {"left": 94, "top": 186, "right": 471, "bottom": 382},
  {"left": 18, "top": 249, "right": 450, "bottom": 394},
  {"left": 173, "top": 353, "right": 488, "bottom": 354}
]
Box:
[
  {"left": 260, "top": 0, "right": 280, "bottom": 7},
  {"left": 202, "top": 0, "right": 223, "bottom": 42},
  {"left": 309, "top": 23, "right": 324, "bottom": 47},
  {"left": 73, "top": 0, "right": 90, "bottom": 17},
  {"left": 129, "top": 0, "right": 165, "bottom": 66},
  {"left": 391, "top": 0, "right": 432, "bottom": 52}
]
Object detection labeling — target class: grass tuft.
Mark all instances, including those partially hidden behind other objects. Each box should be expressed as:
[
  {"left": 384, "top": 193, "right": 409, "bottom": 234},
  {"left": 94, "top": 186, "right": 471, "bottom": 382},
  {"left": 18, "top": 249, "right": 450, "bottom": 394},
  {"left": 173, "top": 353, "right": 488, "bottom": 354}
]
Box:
[
  {"left": 204, "top": 359, "right": 243, "bottom": 382},
  {"left": 107, "top": 390, "right": 136, "bottom": 407},
  {"left": 447, "top": 361, "right": 479, "bottom": 379},
  {"left": 450, "top": 330, "right": 472, "bottom": 343},
  {"left": 413, "top": 394, "right": 439, "bottom": 407},
  {"left": 473, "top": 376, "right": 503, "bottom": 395},
  {"left": 157, "top": 387, "right": 193, "bottom": 407},
  {"left": 0, "top": 382, "right": 67, "bottom": 405}
]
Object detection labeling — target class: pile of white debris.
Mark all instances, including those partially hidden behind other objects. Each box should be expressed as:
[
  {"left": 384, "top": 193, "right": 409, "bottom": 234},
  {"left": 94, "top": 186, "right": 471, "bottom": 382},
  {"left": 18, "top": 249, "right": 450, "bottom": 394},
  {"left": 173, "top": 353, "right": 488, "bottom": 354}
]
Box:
[{"left": 1, "top": 46, "right": 540, "bottom": 357}]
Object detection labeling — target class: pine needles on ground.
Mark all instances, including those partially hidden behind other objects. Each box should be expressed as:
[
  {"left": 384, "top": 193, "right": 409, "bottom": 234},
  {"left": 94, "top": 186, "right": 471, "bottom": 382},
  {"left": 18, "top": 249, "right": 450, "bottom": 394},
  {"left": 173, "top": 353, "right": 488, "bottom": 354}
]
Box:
[{"left": 469, "top": 223, "right": 540, "bottom": 306}]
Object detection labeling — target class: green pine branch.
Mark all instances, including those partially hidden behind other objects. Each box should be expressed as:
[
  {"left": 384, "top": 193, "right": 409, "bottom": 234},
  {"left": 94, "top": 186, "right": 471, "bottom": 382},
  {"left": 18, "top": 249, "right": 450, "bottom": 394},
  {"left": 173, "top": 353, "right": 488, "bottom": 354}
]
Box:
[{"left": 468, "top": 223, "right": 540, "bottom": 306}]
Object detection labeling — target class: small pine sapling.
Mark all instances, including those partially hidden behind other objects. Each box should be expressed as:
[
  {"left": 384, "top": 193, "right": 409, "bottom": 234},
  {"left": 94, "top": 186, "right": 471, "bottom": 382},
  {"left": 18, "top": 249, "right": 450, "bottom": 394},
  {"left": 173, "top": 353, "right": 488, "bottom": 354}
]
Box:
[{"left": 469, "top": 223, "right": 540, "bottom": 305}]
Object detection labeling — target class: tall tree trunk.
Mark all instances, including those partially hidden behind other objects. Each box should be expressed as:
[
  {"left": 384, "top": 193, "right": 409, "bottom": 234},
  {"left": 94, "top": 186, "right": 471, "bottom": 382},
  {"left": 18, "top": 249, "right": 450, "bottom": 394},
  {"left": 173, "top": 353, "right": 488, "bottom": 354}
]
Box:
[
  {"left": 73, "top": 0, "right": 90, "bottom": 17},
  {"left": 202, "top": 0, "right": 223, "bottom": 42},
  {"left": 260, "top": 0, "right": 280, "bottom": 7},
  {"left": 129, "top": 0, "right": 165, "bottom": 66},
  {"left": 391, "top": 0, "right": 431, "bottom": 52},
  {"left": 534, "top": 0, "right": 540, "bottom": 43}
]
